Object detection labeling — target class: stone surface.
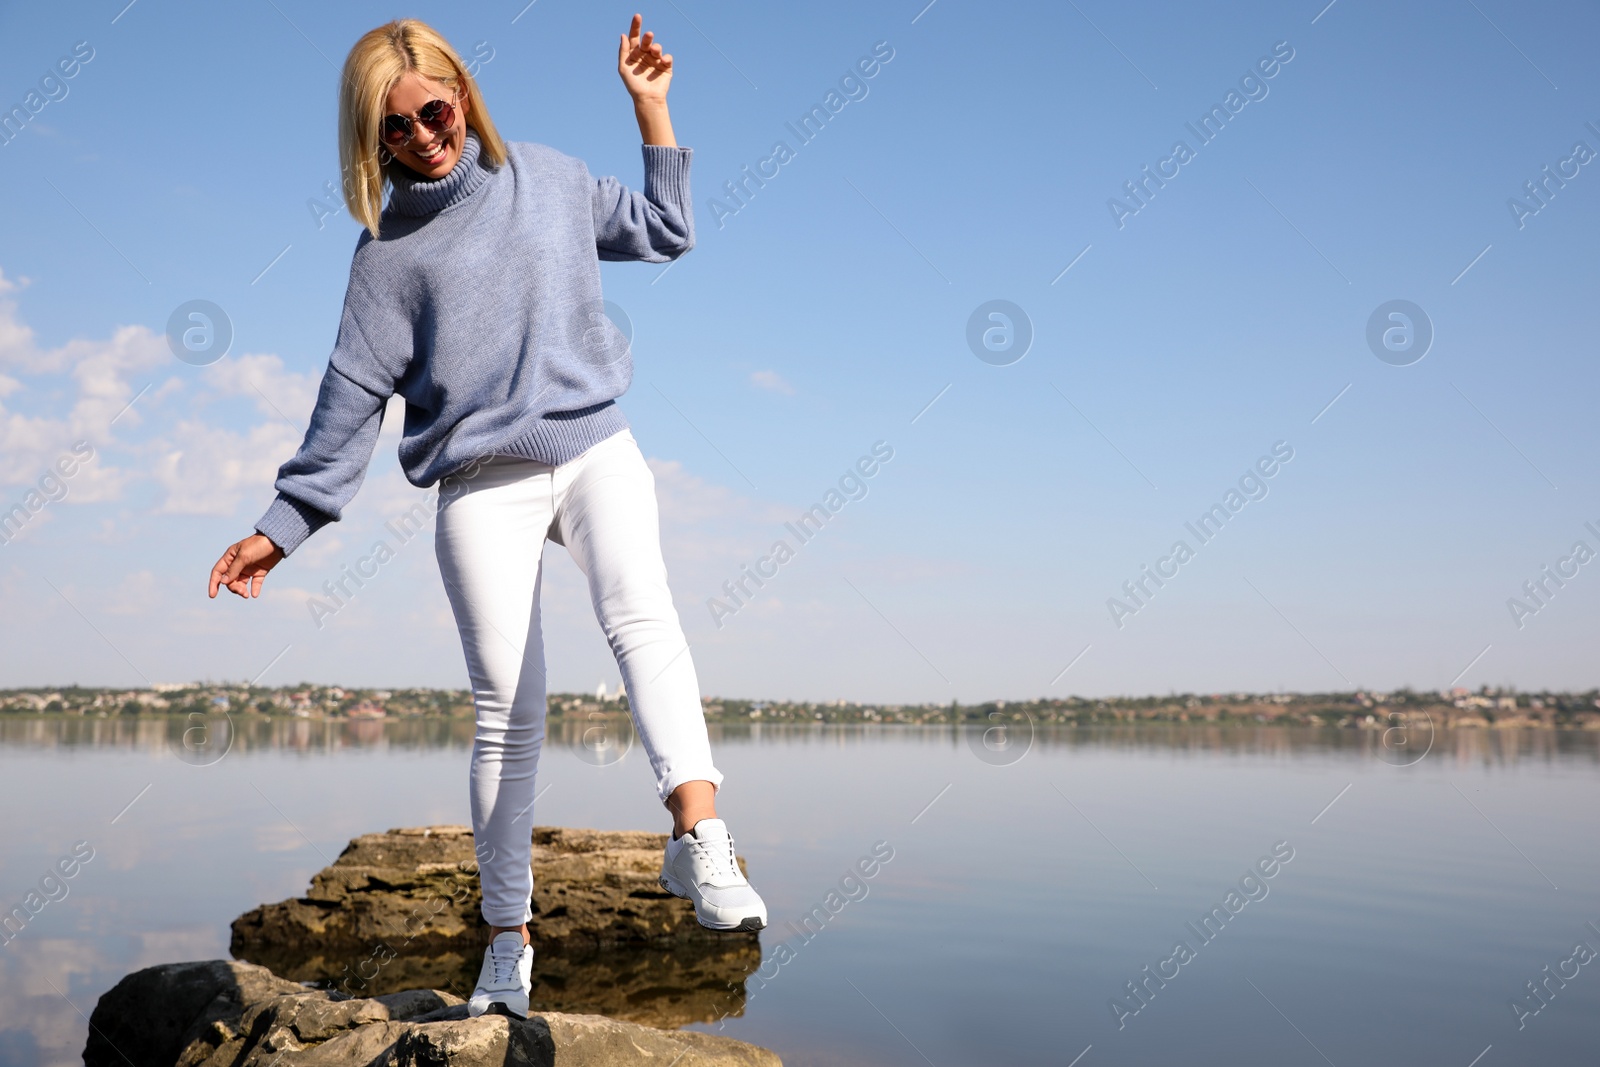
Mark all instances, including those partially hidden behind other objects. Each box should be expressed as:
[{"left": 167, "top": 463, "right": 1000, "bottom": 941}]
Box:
[
  {"left": 230, "top": 825, "right": 762, "bottom": 1026},
  {"left": 85, "top": 959, "right": 781, "bottom": 1067}
]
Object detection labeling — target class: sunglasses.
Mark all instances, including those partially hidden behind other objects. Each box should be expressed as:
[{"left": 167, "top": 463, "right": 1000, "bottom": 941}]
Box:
[{"left": 380, "top": 97, "right": 457, "bottom": 149}]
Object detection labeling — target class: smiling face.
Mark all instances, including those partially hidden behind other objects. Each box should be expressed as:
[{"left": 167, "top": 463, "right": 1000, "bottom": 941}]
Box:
[{"left": 383, "top": 71, "right": 469, "bottom": 179}]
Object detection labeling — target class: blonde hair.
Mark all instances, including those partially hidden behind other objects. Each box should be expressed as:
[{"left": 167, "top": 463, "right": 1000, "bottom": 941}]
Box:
[{"left": 338, "top": 19, "right": 507, "bottom": 237}]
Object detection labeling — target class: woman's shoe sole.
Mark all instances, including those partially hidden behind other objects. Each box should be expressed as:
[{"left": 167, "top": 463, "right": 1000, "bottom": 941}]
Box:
[
  {"left": 658, "top": 874, "right": 767, "bottom": 931},
  {"left": 469, "top": 999, "right": 528, "bottom": 1020},
  {"left": 484, "top": 1002, "right": 527, "bottom": 1020}
]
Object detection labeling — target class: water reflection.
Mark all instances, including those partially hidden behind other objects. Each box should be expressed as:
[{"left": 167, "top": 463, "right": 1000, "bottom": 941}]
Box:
[
  {"left": 4, "top": 716, "right": 1600, "bottom": 1067},
  {"left": 2, "top": 715, "right": 1596, "bottom": 767}
]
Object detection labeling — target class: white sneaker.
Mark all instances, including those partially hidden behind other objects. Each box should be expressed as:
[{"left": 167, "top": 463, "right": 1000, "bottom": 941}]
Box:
[
  {"left": 467, "top": 930, "right": 533, "bottom": 1018},
  {"left": 659, "top": 818, "right": 768, "bottom": 931}
]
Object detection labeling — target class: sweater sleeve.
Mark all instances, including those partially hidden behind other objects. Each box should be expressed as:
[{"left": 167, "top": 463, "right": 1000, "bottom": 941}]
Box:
[
  {"left": 254, "top": 261, "right": 406, "bottom": 557},
  {"left": 591, "top": 144, "right": 695, "bottom": 262},
  {"left": 253, "top": 365, "right": 389, "bottom": 556}
]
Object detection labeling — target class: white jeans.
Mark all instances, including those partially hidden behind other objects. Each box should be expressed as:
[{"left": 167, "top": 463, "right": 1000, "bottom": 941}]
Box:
[{"left": 433, "top": 428, "right": 723, "bottom": 927}]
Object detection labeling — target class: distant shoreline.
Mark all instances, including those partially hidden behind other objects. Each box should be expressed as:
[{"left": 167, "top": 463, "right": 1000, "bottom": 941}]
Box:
[
  {"left": 1, "top": 711, "right": 1595, "bottom": 729},
  {"left": 2, "top": 682, "right": 1597, "bottom": 731}
]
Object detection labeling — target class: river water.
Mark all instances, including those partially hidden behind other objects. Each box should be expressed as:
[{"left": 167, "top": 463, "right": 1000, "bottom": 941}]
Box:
[{"left": 2, "top": 716, "right": 1597, "bottom": 1066}]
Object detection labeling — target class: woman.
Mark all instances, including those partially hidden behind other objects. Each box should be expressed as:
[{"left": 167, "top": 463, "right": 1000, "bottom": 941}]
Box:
[{"left": 207, "top": 14, "right": 766, "bottom": 1019}]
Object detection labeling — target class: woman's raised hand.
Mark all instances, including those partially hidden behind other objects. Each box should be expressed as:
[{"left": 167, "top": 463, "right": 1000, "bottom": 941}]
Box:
[
  {"left": 209, "top": 533, "right": 284, "bottom": 600},
  {"left": 617, "top": 13, "right": 672, "bottom": 103}
]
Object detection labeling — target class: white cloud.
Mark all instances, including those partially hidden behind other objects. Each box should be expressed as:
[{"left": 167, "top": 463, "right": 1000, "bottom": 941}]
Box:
[
  {"left": 148, "top": 418, "right": 305, "bottom": 516},
  {"left": 749, "top": 369, "right": 795, "bottom": 395},
  {"left": 200, "top": 351, "right": 321, "bottom": 426},
  {"left": 1, "top": 266, "right": 946, "bottom": 695},
  {"left": 649, "top": 456, "right": 769, "bottom": 526},
  {"left": 103, "top": 569, "right": 161, "bottom": 616},
  {"left": 646, "top": 455, "right": 795, "bottom": 569},
  {"left": 291, "top": 533, "right": 348, "bottom": 570},
  {"left": 0, "top": 278, "right": 333, "bottom": 519},
  {"left": 0, "top": 278, "right": 797, "bottom": 562},
  {"left": 0, "top": 290, "right": 170, "bottom": 497}
]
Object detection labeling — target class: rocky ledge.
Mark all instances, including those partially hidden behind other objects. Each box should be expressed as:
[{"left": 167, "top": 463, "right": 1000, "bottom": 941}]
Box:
[
  {"left": 85, "top": 959, "right": 780, "bottom": 1067},
  {"left": 230, "top": 826, "right": 761, "bottom": 1027}
]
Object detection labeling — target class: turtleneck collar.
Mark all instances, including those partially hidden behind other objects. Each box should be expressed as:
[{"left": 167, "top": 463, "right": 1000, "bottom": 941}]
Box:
[{"left": 386, "top": 127, "right": 492, "bottom": 217}]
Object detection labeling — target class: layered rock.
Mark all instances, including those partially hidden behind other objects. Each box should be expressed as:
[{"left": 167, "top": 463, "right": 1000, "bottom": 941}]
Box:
[
  {"left": 230, "top": 826, "right": 760, "bottom": 1027},
  {"left": 84, "top": 959, "right": 780, "bottom": 1067}
]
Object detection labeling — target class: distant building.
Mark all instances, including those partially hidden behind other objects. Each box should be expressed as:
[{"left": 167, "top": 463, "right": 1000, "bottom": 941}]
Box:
[{"left": 347, "top": 700, "right": 386, "bottom": 719}]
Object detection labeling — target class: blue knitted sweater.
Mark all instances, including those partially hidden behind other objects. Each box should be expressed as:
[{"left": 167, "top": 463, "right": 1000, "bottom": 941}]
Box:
[{"left": 254, "top": 128, "right": 694, "bottom": 556}]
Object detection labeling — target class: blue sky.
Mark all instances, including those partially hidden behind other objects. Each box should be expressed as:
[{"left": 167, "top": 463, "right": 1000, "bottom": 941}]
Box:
[{"left": 0, "top": 0, "right": 1596, "bottom": 702}]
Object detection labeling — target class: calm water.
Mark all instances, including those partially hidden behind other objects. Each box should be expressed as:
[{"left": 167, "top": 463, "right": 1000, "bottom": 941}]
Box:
[{"left": 2, "top": 717, "right": 1599, "bottom": 1066}]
